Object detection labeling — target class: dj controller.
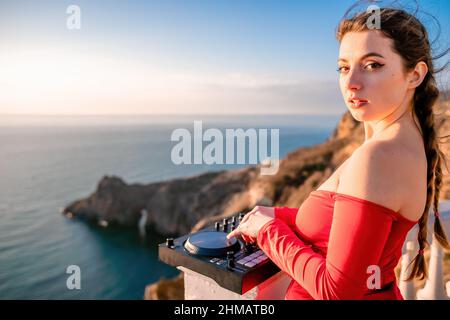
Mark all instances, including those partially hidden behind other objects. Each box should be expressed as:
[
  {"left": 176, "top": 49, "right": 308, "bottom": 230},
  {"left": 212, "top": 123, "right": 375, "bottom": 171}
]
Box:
[{"left": 158, "top": 212, "right": 280, "bottom": 294}]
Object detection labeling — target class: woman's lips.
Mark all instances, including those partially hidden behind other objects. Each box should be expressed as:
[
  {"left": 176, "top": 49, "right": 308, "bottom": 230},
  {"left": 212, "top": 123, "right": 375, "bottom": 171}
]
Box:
[{"left": 348, "top": 98, "right": 368, "bottom": 109}]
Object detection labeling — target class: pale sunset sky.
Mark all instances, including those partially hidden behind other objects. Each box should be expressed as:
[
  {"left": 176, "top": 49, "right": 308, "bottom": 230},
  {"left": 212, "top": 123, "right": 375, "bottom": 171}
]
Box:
[{"left": 0, "top": 0, "right": 449, "bottom": 115}]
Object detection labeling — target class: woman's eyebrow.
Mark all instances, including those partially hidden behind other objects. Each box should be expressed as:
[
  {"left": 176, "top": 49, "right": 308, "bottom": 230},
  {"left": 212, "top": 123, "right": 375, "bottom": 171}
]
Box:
[{"left": 338, "top": 52, "right": 386, "bottom": 62}]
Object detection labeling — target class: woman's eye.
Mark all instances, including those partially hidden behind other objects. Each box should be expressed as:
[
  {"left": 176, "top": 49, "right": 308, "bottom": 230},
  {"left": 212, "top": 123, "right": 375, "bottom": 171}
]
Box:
[
  {"left": 337, "top": 66, "right": 349, "bottom": 73},
  {"left": 365, "top": 62, "right": 384, "bottom": 70}
]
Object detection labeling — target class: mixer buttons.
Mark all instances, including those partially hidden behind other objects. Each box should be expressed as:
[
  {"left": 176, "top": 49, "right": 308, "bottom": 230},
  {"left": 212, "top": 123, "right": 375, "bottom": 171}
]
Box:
[
  {"left": 252, "top": 257, "right": 263, "bottom": 264},
  {"left": 209, "top": 258, "right": 220, "bottom": 263},
  {"left": 166, "top": 238, "right": 174, "bottom": 248},
  {"left": 246, "top": 250, "right": 263, "bottom": 260},
  {"left": 247, "top": 253, "right": 258, "bottom": 259},
  {"left": 244, "top": 261, "right": 257, "bottom": 267},
  {"left": 227, "top": 251, "right": 235, "bottom": 269},
  {"left": 237, "top": 257, "right": 250, "bottom": 265},
  {"left": 255, "top": 255, "right": 268, "bottom": 263},
  {"left": 222, "top": 222, "right": 229, "bottom": 232},
  {"left": 254, "top": 256, "right": 266, "bottom": 263},
  {"left": 254, "top": 250, "right": 264, "bottom": 257},
  {"left": 215, "top": 259, "right": 226, "bottom": 265},
  {"left": 235, "top": 250, "right": 268, "bottom": 268}
]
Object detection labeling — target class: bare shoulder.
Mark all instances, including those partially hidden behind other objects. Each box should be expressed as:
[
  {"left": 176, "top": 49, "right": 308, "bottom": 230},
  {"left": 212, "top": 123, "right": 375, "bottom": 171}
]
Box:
[{"left": 337, "top": 140, "right": 426, "bottom": 220}]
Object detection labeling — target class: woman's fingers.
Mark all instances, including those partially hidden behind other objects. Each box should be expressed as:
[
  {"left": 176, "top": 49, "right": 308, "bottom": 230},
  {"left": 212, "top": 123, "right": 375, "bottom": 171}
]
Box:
[
  {"left": 227, "top": 231, "right": 253, "bottom": 243},
  {"left": 227, "top": 222, "right": 245, "bottom": 240},
  {"left": 242, "top": 234, "right": 256, "bottom": 243},
  {"left": 240, "top": 207, "right": 258, "bottom": 225},
  {"left": 226, "top": 228, "right": 240, "bottom": 240},
  {"left": 226, "top": 223, "right": 255, "bottom": 243}
]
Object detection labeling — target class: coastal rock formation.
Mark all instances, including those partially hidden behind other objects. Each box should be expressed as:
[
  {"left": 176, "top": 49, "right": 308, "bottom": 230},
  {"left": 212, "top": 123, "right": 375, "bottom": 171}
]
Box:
[
  {"left": 63, "top": 168, "right": 258, "bottom": 235},
  {"left": 144, "top": 273, "right": 184, "bottom": 300}
]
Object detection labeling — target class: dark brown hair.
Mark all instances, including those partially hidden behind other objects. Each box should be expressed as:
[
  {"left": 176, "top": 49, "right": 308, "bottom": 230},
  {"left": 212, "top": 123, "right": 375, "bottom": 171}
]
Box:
[{"left": 336, "top": 6, "right": 449, "bottom": 281}]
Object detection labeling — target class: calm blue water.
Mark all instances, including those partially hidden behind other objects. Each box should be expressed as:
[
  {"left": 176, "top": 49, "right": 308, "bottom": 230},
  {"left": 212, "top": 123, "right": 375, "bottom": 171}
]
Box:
[{"left": 0, "top": 114, "right": 340, "bottom": 299}]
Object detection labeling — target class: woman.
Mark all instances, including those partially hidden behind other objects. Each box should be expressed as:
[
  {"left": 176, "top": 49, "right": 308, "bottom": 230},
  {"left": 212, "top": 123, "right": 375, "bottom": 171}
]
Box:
[{"left": 227, "top": 7, "right": 449, "bottom": 300}]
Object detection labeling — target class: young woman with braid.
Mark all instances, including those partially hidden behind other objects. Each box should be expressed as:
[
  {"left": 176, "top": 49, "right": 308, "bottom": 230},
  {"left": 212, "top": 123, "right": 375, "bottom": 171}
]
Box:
[{"left": 227, "top": 7, "right": 449, "bottom": 299}]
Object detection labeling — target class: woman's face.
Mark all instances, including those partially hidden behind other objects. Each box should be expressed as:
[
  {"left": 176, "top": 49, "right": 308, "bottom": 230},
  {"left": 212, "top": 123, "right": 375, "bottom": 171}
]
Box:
[{"left": 338, "top": 31, "right": 410, "bottom": 122}]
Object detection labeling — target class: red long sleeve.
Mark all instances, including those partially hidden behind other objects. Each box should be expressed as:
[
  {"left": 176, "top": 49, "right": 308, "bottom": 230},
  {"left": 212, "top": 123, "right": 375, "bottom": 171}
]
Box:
[
  {"left": 257, "top": 195, "right": 398, "bottom": 300},
  {"left": 274, "top": 206, "right": 299, "bottom": 229}
]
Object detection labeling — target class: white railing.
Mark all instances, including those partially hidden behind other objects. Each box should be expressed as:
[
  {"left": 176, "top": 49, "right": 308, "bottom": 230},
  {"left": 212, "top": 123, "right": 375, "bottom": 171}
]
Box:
[
  {"left": 399, "top": 237, "right": 450, "bottom": 299},
  {"left": 398, "top": 201, "right": 450, "bottom": 300}
]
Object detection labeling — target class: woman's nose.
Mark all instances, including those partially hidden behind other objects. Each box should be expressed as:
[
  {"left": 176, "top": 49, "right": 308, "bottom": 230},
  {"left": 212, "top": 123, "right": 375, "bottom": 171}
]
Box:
[{"left": 344, "top": 69, "right": 362, "bottom": 91}]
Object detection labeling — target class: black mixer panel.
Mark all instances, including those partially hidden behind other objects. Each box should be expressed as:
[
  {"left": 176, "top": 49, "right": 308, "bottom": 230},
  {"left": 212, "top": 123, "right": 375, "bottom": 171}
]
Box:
[{"left": 158, "top": 212, "right": 280, "bottom": 294}]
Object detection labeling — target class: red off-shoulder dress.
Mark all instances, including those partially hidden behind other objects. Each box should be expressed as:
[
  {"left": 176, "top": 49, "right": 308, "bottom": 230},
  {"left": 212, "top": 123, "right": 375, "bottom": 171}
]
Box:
[{"left": 256, "top": 190, "right": 418, "bottom": 300}]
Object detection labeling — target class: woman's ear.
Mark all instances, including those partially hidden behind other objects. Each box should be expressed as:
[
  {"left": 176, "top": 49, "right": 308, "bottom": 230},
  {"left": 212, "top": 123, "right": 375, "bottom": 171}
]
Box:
[{"left": 408, "top": 61, "right": 428, "bottom": 89}]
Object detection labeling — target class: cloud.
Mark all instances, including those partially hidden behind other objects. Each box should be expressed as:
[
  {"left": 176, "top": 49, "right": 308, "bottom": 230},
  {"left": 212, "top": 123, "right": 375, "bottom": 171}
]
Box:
[
  {"left": 0, "top": 43, "right": 344, "bottom": 115},
  {"left": 185, "top": 73, "right": 344, "bottom": 114}
]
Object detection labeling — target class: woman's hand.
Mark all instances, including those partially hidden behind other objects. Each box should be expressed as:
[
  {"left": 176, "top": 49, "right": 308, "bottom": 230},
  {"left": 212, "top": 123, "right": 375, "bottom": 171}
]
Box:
[{"left": 226, "top": 206, "right": 275, "bottom": 241}]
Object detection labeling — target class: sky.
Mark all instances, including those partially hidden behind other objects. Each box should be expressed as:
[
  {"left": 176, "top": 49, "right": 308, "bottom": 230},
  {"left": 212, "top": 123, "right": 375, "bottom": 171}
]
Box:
[{"left": 0, "top": 0, "right": 449, "bottom": 115}]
